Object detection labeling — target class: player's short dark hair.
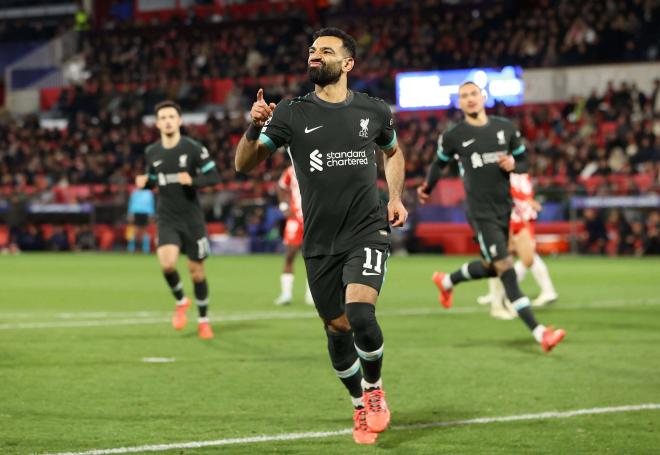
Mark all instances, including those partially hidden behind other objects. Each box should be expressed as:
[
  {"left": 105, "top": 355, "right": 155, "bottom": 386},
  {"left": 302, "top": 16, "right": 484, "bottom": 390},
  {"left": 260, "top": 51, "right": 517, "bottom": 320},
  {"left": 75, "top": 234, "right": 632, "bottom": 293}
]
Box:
[
  {"left": 459, "top": 81, "right": 480, "bottom": 90},
  {"left": 313, "top": 27, "right": 357, "bottom": 59},
  {"left": 154, "top": 100, "right": 182, "bottom": 116}
]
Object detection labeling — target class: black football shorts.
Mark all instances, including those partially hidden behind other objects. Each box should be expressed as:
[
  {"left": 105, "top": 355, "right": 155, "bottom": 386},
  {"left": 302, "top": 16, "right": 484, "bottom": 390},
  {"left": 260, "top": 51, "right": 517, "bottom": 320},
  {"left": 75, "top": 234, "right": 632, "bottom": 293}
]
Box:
[
  {"left": 470, "top": 213, "right": 511, "bottom": 262},
  {"left": 304, "top": 239, "right": 390, "bottom": 321},
  {"left": 157, "top": 221, "right": 210, "bottom": 262}
]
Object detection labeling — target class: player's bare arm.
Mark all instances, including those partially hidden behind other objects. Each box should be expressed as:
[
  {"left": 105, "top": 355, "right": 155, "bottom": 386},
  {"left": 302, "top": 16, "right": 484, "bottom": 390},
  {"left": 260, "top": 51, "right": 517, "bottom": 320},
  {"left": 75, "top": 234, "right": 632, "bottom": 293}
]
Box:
[
  {"left": 383, "top": 144, "right": 408, "bottom": 227},
  {"left": 235, "top": 88, "right": 277, "bottom": 173},
  {"left": 418, "top": 154, "right": 449, "bottom": 204}
]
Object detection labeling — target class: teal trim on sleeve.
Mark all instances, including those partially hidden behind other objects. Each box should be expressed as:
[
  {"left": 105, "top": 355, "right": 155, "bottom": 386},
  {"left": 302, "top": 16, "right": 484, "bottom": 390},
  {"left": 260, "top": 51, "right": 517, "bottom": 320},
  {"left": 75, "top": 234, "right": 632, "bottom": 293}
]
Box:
[
  {"left": 437, "top": 149, "right": 451, "bottom": 162},
  {"left": 379, "top": 130, "right": 398, "bottom": 151},
  {"left": 512, "top": 145, "right": 526, "bottom": 156},
  {"left": 148, "top": 174, "right": 157, "bottom": 180},
  {"left": 259, "top": 133, "right": 276, "bottom": 152},
  {"left": 200, "top": 161, "right": 215, "bottom": 173}
]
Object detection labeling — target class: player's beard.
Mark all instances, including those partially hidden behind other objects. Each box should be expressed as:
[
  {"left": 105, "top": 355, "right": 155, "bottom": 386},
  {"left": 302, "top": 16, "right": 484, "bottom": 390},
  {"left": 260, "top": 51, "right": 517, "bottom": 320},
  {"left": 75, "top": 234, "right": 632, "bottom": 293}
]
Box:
[
  {"left": 307, "top": 60, "right": 342, "bottom": 87},
  {"left": 466, "top": 108, "right": 484, "bottom": 119}
]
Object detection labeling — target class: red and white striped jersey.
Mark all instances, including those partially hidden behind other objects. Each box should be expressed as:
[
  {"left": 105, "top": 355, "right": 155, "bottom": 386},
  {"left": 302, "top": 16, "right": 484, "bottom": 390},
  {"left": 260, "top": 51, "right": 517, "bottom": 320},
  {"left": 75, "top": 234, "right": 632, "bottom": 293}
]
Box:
[
  {"left": 278, "top": 166, "right": 303, "bottom": 221},
  {"left": 510, "top": 173, "right": 537, "bottom": 222}
]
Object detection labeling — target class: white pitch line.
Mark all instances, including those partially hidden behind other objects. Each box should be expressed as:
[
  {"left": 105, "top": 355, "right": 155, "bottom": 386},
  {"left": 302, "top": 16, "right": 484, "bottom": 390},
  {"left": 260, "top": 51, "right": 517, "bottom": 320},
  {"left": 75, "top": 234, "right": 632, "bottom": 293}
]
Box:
[
  {"left": 39, "top": 403, "right": 660, "bottom": 455},
  {"left": 2, "top": 298, "right": 660, "bottom": 330}
]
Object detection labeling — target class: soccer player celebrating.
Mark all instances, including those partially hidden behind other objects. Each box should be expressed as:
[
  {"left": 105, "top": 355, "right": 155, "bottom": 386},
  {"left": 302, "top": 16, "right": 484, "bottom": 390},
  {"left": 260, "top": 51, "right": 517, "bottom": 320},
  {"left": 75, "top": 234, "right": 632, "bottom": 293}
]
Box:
[
  {"left": 135, "top": 101, "right": 220, "bottom": 339},
  {"left": 235, "top": 28, "right": 407, "bottom": 445},
  {"left": 417, "top": 82, "right": 565, "bottom": 353},
  {"left": 479, "top": 172, "right": 559, "bottom": 314},
  {"left": 274, "top": 164, "right": 314, "bottom": 306}
]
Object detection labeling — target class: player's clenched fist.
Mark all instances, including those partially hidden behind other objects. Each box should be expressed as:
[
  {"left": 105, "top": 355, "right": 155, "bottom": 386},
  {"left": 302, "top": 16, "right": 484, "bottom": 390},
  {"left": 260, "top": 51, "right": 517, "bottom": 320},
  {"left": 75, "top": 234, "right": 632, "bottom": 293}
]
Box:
[
  {"left": 498, "top": 154, "right": 515, "bottom": 172},
  {"left": 388, "top": 199, "right": 408, "bottom": 227},
  {"left": 251, "top": 88, "right": 277, "bottom": 127}
]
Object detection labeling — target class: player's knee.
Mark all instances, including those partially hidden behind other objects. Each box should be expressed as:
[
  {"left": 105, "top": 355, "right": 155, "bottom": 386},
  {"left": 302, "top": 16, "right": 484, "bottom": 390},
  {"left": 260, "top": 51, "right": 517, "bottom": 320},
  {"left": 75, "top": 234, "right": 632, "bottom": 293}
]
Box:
[
  {"left": 345, "top": 302, "right": 376, "bottom": 332},
  {"left": 324, "top": 318, "right": 351, "bottom": 333},
  {"left": 522, "top": 255, "right": 534, "bottom": 268},
  {"left": 190, "top": 269, "right": 205, "bottom": 282},
  {"left": 161, "top": 263, "right": 177, "bottom": 274},
  {"left": 188, "top": 263, "right": 205, "bottom": 282},
  {"left": 494, "top": 257, "right": 514, "bottom": 275}
]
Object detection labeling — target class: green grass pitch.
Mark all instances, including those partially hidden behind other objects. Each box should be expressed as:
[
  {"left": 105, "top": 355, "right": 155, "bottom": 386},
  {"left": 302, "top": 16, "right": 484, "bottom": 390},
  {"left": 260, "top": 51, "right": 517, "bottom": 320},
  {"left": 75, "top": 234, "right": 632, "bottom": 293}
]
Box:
[{"left": 1, "top": 253, "right": 659, "bottom": 454}]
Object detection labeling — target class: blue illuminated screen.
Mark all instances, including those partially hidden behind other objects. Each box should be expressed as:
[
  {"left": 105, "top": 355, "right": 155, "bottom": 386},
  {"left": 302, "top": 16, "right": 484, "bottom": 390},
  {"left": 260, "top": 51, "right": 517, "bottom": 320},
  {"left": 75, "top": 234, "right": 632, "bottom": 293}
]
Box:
[{"left": 395, "top": 67, "right": 524, "bottom": 111}]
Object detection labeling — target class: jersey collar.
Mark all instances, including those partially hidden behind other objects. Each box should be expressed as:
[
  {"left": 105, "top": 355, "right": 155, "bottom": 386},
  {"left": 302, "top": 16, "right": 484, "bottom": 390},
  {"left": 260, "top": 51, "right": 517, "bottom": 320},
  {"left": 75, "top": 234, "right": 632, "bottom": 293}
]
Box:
[{"left": 311, "top": 90, "right": 354, "bottom": 109}]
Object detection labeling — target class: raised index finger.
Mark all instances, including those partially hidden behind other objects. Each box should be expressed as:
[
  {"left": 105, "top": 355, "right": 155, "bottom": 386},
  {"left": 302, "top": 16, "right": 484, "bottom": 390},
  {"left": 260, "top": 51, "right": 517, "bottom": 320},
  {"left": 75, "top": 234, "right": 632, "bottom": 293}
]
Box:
[{"left": 257, "top": 88, "right": 264, "bottom": 102}]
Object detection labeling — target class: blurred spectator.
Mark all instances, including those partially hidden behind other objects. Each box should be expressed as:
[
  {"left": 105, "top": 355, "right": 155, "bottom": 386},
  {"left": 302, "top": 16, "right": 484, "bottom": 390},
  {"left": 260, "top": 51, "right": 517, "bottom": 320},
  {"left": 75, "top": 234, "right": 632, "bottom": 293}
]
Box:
[
  {"left": 6, "top": 193, "right": 28, "bottom": 254},
  {"left": 75, "top": 224, "right": 97, "bottom": 250},
  {"left": 580, "top": 208, "right": 607, "bottom": 254},
  {"left": 48, "top": 225, "right": 71, "bottom": 251},
  {"left": 16, "top": 225, "right": 45, "bottom": 251},
  {"left": 645, "top": 210, "right": 660, "bottom": 254}
]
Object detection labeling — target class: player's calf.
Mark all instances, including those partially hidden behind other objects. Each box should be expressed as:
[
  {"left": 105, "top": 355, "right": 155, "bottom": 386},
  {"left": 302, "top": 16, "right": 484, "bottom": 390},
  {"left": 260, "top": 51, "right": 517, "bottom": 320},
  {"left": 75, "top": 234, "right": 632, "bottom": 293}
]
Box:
[
  {"left": 448, "top": 260, "right": 497, "bottom": 287},
  {"left": 163, "top": 270, "right": 185, "bottom": 302},
  {"left": 345, "top": 302, "right": 390, "bottom": 432},
  {"left": 325, "top": 326, "right": 363, "bottom": 404},
  {"left": 346, "top": 303, "right": 383, "bottom": 384}
]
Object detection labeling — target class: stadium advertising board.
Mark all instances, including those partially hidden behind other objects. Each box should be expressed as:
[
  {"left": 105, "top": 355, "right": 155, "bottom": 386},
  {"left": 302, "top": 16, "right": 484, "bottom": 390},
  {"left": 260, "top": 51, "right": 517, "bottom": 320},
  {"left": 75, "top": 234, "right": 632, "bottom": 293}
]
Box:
[{"left": 396, "top": 67, "right": 524, "bottom": 111}]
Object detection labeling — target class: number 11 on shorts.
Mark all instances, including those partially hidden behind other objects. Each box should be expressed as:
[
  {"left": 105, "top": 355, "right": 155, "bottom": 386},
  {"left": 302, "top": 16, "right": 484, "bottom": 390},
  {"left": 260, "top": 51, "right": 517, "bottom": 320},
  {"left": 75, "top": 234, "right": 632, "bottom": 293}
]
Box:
[{"left": 363, "top": 247, "right": 383, "bottom": 274}]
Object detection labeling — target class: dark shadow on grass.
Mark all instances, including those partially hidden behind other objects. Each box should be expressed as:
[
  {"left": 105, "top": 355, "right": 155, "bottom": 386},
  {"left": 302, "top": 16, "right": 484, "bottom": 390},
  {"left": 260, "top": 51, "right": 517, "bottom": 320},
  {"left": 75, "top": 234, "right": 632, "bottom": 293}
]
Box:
[{"left": 315, "top": 405, "right": 479, "bottom": 449}]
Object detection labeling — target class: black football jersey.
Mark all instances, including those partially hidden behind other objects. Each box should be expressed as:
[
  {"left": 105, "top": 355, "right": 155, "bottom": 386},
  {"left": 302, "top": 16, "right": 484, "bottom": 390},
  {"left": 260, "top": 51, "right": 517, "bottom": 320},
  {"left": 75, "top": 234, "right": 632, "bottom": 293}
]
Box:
[
  {"left": 260, "top": 91, "right": 397, "bottom": 257},
  {"left": 437, "top": 116, "right": 524, "bottom": 219},
  {"left": 144, "top": 135, "right": 215, "bottom": 226}
]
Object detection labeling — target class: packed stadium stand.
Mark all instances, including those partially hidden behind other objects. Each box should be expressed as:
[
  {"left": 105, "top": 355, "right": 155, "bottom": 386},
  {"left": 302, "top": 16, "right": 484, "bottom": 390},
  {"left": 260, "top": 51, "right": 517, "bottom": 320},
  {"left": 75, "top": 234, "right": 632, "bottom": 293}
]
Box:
[{"left": 1, "top": 0, "right": 659, "bottom": 255}]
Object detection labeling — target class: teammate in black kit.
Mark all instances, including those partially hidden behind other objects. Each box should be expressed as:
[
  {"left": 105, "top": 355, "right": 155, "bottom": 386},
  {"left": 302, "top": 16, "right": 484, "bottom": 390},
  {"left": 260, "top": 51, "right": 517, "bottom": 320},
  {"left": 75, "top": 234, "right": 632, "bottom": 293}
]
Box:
[
  {"left": 417, "top": 82, "right": 566, "bottom": 352},
  {"left": 135, "top": 101, "right": 220, "bottom": 339},
  {"left": 235, "top": 28, "right": 407, "bottom": 445}
]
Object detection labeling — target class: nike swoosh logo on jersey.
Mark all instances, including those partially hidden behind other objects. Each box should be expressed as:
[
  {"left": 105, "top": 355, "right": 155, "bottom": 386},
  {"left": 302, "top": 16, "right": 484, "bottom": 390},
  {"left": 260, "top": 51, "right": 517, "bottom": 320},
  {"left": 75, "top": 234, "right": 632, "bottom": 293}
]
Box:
[
  {"left": 362, "top": 270, "right": 381, "bottom": 276},
  {"left": 304, "top": 125, "right": 323, "bottom": 133},
  {"left": 153, "top": 160, "right": 163, "bottom": 167},
  {"left": 462, "top": 139, "right": 476, "bottom": 147}
]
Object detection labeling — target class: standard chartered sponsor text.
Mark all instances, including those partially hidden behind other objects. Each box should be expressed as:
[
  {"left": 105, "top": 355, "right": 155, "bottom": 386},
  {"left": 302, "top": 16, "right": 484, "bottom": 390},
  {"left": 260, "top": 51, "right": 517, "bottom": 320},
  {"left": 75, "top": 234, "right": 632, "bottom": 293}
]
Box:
[{"left": 326, "top": 149, "right": 369, "bottom": 167}]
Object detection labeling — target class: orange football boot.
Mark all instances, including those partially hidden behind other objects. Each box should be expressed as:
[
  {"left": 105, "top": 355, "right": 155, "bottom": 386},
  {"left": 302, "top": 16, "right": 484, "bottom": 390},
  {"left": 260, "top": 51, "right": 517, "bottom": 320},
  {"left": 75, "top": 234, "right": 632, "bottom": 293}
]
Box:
[
  {"left": 198, "top": 321, "right": 214, "bottom": 339},
  {"left": 172, "top": 297, "right": 191, "bottom": 330},
  {"left": 541, "top": 327, "right": 566, "bottom": 352},
  {"left": 352, "top": 407, "right": 378, "bottom": 445},
  {"left": 363, "top": 388, "right": 391, "bottom": 433},
  {"left": 432, "top": 272, "right": 453, "bottom": 309}
]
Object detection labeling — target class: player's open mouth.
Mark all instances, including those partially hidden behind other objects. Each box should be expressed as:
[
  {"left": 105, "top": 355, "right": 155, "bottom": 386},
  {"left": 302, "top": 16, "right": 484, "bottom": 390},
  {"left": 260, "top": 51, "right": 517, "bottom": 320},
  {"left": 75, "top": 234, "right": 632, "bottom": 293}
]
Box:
[{"left": 309, "top": 61, "right": 323, "bottom": 67}]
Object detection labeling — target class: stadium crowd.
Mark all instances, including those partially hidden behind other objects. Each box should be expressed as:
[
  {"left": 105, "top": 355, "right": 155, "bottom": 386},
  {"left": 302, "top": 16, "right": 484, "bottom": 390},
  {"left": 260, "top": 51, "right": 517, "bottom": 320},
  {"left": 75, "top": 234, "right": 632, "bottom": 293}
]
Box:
[
  {"left": 3, "top": 80, "right": 658, "bottom": 193},
  {"left": 2, "top": 0, "right": 660, "bottom": 255},
  {"left": 3, "top": 78, "right": 659, "bottom": 255},
  {"left": 78, "top": 0, "right": 660, "bottom": 112}
]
